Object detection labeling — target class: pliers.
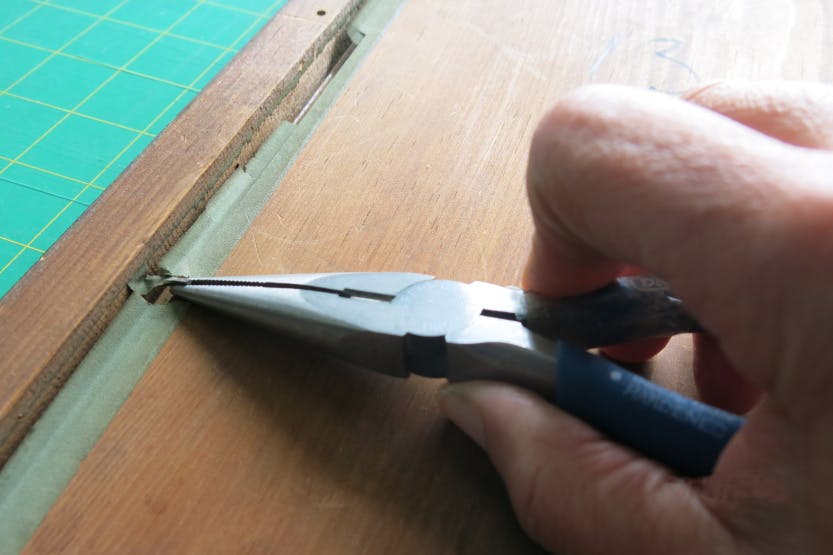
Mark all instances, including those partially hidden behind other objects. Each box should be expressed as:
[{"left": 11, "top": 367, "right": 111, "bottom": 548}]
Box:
[{"left": 152, "top": 272, "right": 743, "bottom": 477}]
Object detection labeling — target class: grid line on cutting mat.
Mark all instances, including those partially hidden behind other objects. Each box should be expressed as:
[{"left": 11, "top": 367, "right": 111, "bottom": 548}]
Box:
[{"left": 0, "top": 0, "right": 289, "bottom": 297}]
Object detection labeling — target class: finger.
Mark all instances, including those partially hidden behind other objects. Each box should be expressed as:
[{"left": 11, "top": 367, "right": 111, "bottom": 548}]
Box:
[
  {"left": 600, "top": 336, "right": 670, "bottom": 363},
  {"left": 693, "top": 334, "right": 761, "bottom": 414},
  {"left": 438, "top": 382, "right": 732, "bottom": 553},
  {"left": 523, "top": 230, "right": 624, "bottom": 297},
  {"left": 524, "top": 84, "right": 833, "bottom": 392},
  {"left": 684, "top": 81, "right": 833, "bottom": 148},
  {"left": 523, "top": 247, "right": 668, "bottom": 364}
]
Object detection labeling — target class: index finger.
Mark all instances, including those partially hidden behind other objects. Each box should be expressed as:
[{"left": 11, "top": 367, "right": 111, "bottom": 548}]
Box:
[{"left": 522, "top": 84, "right": 832, "bottom": 391}]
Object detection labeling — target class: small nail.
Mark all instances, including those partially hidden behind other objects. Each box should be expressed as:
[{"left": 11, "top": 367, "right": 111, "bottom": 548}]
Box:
[{"left": 438, "top": 384, "right": 486, "bottom": 448}]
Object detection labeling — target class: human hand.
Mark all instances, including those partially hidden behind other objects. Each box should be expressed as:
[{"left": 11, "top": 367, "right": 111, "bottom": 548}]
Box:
[{"left": 439, "top": 82, "right": 833, "bottom": 554}]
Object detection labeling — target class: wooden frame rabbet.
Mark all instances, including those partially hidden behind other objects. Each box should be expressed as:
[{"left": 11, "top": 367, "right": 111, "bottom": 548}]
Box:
[{"left": 0, "top": 0, "right": 365, "bottom": 467}]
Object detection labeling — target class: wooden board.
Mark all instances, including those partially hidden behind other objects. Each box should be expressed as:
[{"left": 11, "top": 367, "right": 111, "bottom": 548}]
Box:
[
  {"left": 25, "top": 0, "right": 832, "bottom": 553},
  {"left": 0, "top": 0, "right": 363, "bottom": 466}
]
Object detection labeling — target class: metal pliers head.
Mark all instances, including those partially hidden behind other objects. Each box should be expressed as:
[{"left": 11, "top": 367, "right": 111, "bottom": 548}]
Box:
[{"left": 166, "top": 272, "right": 557, "bottom": 392}]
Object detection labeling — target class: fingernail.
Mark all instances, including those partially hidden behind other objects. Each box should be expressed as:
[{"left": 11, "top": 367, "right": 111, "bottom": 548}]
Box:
[{"left": 438, "top": 384, "right": 486, "bottom": 448}]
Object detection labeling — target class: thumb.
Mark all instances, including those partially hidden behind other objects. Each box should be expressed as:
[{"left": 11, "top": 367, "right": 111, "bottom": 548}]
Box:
[{"left": 438, "top": 382, "right": 732, "bottom": 554}]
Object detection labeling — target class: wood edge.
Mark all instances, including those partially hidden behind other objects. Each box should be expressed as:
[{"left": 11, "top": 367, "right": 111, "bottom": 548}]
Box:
[{"left": 0, "top": 0, "right": 366, "bottom": 466}]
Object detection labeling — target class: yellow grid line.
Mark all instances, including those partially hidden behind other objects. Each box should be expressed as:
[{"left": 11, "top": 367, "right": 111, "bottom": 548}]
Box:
[
  {"left": 0, "top": 0, "right": 282, "bottom": 278},
  {"left": 0, "top": 6, "right": 115, "bottom": 100},
  {"left": 0, "top": 3, "right": 42, "bottom": 35},
  {"left": 202, "top": 0, "right": 273, "bottom": 19},
  {"left": 0, "top": 0, "right": 131, "bottom": 178},
  {"left": 80, "top": 0, "right": 282, "bottom": 192},
  {"left": 0, "top": 155, "right": 107, "bottom": 192},
  {"left": 0, "top": 35, "right": 203, "bottom": 93},
  {"left": 29, "top": 0, "right": 246, "bottom": 53},
  {"left": 0, "top": 0, "right": 140, "bottom": 276},
  {"left": 0, "top": 0, "right": 214, "bottom": 277},
  {"left": 0, "top": 236, "right": 45, "bottom": 254},
  {"left": 4, "top": 91, "right": 157, "bottom": 138}
]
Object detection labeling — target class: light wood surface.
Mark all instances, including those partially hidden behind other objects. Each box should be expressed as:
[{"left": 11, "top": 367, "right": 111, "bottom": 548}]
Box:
[
  {"left": 0, "top": 0, "right": 362, "bottom": 466},
  {"left": 26, "top": 1, "right": 831, "bottom": 553}
]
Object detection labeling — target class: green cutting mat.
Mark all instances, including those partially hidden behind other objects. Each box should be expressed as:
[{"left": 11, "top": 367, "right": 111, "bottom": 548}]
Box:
[{"left": 0, "top": 0, "right": 289, "bottom": 299}]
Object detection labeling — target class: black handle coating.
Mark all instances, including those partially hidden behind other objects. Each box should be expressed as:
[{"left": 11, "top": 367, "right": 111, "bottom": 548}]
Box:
[{"left": 521, "top": 276, "right": 701, "bottom": 348}]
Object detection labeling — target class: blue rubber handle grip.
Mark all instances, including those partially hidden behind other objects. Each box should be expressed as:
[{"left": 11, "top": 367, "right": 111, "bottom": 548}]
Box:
[{"left": 553, "top": 342, "right": 744, "bottom": 477}]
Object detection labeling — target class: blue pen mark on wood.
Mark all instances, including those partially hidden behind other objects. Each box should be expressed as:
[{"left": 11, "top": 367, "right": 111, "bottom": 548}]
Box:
[
  {"left": 588, "top": 35, "right": 700, "bottom": 94},
  {"left": 649, "top": 38, "right": 700, "bottom": 82},
  {"left": 588, "top": 35, "right": 622, "bottom": 78}
]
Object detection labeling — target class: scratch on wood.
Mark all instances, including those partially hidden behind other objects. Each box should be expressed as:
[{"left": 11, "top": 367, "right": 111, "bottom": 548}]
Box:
[
  {"left": 244, "top": 211, "right": 265, "bottom": 268},
  {"left": 460, "top": 21, "right": 545, "bottom": 81}
]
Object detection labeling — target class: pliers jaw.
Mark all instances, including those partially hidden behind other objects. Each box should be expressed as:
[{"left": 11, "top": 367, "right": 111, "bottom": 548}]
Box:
[
  {"left": 167, "top": 272, "right": 433, "bottom": 378},
  {"left": 164, "top": 272, "right": 555, "bottom": 387}
]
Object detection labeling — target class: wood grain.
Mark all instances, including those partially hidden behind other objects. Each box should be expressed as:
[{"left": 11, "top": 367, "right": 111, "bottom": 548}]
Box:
[
  {"left": 26, "top": 0, "right": 832, "bottom": 553},
  {"left": 0, "top": 0, "right": 364, "bottom": 466}
]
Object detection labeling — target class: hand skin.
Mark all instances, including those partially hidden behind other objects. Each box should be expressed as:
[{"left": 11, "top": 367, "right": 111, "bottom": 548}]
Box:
[{"left": 438, "top": 82, "right": 833, "bottom": 554}]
